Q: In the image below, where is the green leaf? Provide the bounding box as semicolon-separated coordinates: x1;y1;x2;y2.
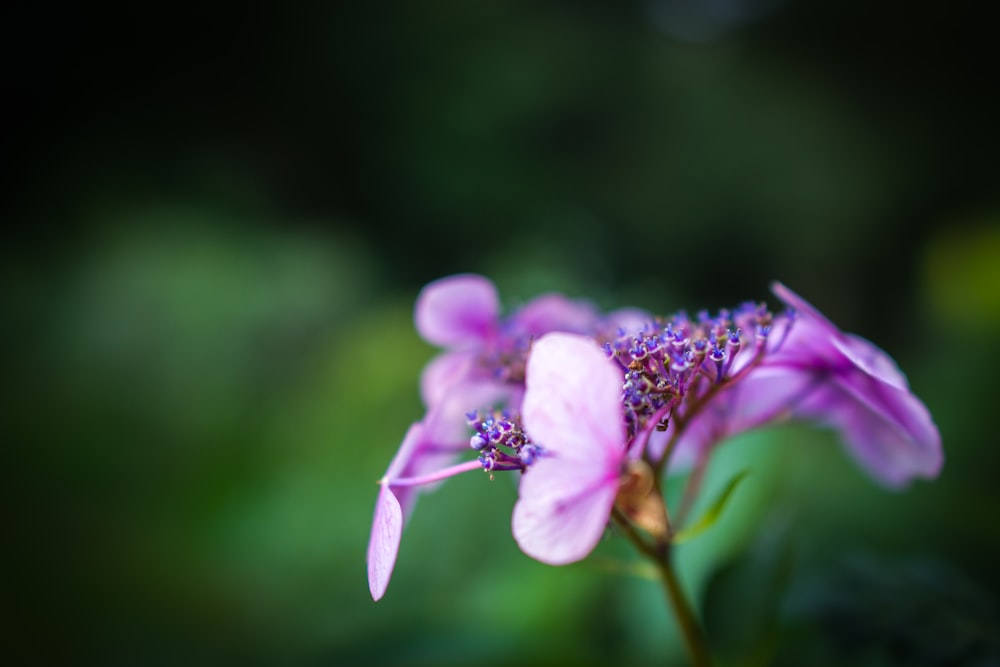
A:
673;470;751;545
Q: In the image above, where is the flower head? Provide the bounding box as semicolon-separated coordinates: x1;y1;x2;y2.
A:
367;274;944;602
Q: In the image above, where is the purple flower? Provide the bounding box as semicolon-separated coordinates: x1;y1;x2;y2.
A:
512;333;628;565
765;282;942;487
368;274;944;601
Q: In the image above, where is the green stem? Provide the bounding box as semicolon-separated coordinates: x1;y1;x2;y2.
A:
612;511;713;667
655;547;713;667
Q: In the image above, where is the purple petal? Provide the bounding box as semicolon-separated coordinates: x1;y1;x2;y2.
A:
832;333;909;390
773;283;910;390
768;309;842;365
513;333;625;564
771;282;839;334
419;351;475;407
385;423;428;480
770;282;941;485
827;373;942;486
423;377;518;445
383;423;439;520
367;483;402;601
512;294;599;336
415;274;499;348
663;365;820;467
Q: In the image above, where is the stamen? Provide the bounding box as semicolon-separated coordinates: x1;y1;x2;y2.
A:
467;408;545;474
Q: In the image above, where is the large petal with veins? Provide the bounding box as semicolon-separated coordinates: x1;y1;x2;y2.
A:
513;333;625;564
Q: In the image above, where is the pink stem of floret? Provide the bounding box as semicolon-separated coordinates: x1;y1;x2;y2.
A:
385;459;483;488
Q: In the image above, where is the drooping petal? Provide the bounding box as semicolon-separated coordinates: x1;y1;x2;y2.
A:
832;333;909;390
773;282;910;390
827;373;942;486
379;423;438;531
513;333;626;564
368;418;485;600
415;274;499;348
385;422;429;480
771;281;839;333
368;421;456;594
367;484;402;601
768;283;942;486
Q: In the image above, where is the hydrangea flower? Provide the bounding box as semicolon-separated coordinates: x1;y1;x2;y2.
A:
367;274;943;602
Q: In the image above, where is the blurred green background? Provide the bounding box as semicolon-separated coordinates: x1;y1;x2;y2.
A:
5;2;999;665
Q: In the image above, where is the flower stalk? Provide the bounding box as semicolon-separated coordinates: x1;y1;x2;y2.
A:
613;507;712;667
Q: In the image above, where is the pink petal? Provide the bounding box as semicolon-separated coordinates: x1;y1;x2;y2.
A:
414;274;499;348
521;333;625;462
385;423;428;480
423;377;518;445
512;457;620;564
512;294;599;335
513;333;626;564
383;423;439;521
367;484;402;601
419;351;475;407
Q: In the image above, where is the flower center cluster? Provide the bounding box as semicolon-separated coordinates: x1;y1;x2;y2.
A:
602;303;776;439
480;331;531;384
467;409;544;475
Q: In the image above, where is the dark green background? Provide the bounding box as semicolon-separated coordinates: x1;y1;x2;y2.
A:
6;2;999;665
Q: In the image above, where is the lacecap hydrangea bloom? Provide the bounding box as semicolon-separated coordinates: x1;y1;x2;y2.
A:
367;275;941;603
